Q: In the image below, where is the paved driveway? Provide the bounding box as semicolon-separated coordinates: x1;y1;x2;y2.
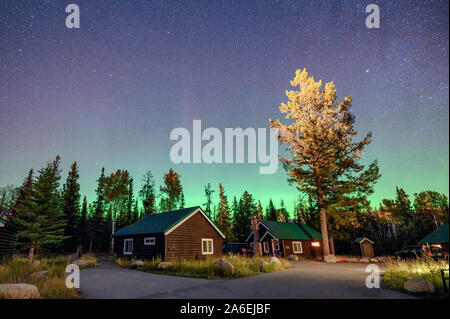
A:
80;261;413;299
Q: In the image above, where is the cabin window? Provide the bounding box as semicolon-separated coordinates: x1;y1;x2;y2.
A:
201;238;213;255
144;237;155;246
123;238;133;255
263;242;269;254
292;241;303;254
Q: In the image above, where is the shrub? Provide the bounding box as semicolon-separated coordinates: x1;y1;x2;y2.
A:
115;255;292;279
0;254;98;299
383;256;449;298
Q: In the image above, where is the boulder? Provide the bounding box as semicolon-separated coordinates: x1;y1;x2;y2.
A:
0;284;40;299
259;261;270;271
370;258;379;263
347;257;359;263
404;278;435;294
269;256;281;265
30;270;48;280
214;259;235;275
324;255;337;263
130;260;144;268
33;260;41;267
287;255;299;261
359;257;370;263
72;259;94;267
157;261;174;270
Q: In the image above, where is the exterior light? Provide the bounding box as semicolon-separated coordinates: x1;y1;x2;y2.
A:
312;242;320;247
432;244;442;248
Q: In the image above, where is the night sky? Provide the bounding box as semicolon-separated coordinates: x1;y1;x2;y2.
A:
0;0;448;212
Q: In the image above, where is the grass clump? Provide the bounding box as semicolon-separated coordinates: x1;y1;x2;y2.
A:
383;256;449;298
0;254;98;299
115;255;292;279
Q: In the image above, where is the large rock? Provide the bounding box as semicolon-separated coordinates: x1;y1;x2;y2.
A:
30;270;48;280
324;255;337;263
269;256;281;265
0;284;40;299
358;257;370;263
347;257;359;263
157;261;174;270
130;260;144;268
404;278;435;294
214;259;235;274
287;254;299;261
72;259;94;268
370;258;379;263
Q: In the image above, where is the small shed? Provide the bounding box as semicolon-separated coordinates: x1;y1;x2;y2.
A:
0;216;16;261
419;224;449;252
352;237;375;258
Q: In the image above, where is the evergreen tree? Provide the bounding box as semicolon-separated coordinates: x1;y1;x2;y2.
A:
62;161;81;251
179;192;185;209
270;68;380;259
276;200;289;221
78;196;88;249
159;169;183;212
216;183;234;242
265;199;277;221
90;167;108;252
234;191;256;241
14;156;67;261
139;170;156;216
203;183;215;218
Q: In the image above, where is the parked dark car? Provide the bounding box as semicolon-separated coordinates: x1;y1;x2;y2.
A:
394;245;448;259
222;242;251;255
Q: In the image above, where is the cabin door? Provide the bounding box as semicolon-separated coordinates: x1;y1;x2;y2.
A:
272;239;280;256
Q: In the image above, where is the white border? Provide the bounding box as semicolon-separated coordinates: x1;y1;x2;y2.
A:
201;238;214;255
292;241;303;254
123;238;133;255
144;237;155;245
164;208;225;238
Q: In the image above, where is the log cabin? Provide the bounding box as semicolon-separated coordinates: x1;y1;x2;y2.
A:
0;215;16;261
112;206;225;260
246;220;322;258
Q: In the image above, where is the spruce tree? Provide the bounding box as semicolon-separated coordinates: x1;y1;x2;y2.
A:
139;170;156;216
62;161;81;251
265;199;277;221
234;191;256;241
90;168;108;252
14;156;67;261
216;183;234;242
203;183;215;218
78;196;88;249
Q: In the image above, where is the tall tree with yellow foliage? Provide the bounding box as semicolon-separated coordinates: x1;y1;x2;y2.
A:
270;68;379;261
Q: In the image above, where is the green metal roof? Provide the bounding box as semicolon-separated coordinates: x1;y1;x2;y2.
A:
261;220;321;240
112;206;200;237
419;224;449;244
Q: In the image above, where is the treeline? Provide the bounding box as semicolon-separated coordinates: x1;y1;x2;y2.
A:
0;155;448;258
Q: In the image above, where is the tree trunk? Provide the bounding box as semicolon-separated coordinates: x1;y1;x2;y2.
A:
329;237;335;255
28;246;35;264
110;202;116;255
317;189;331;258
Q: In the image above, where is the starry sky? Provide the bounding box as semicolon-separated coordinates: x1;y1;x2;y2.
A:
0;0;448;213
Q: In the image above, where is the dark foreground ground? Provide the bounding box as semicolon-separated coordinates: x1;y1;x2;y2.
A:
80;261;414;299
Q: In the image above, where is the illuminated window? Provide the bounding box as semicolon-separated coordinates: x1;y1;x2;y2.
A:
292;241;303;254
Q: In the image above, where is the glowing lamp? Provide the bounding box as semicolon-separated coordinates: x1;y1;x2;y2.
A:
311;242;320;247
432;244;442;248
